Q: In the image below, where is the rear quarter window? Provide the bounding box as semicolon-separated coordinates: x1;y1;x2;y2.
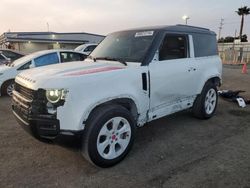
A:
193;34;218;57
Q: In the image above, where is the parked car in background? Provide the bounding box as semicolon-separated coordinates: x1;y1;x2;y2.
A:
0;49;87;96
74;43;98;55
0;49;25;62
0;53;11;65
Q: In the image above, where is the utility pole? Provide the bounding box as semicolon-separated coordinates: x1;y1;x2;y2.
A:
46;22;50;32
218;18;224;40
233;29;237;49
232;29;237;63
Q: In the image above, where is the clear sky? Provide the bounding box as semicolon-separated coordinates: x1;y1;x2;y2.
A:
0;0;249;38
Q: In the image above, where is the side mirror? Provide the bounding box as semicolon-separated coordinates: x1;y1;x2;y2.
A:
6;58;11;62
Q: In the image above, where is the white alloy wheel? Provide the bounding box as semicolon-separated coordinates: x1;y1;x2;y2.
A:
205;88;217;115
97;117;131;160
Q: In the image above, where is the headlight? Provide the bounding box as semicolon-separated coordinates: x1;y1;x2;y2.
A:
46;89;68;104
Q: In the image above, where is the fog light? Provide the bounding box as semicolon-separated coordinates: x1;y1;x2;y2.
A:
46;102;57;115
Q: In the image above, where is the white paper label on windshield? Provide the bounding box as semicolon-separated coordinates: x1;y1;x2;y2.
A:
135;31;154;37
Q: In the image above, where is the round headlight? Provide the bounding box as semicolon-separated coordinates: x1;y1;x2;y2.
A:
46;89;67;103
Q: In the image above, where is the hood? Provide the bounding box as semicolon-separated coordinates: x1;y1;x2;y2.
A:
0;65;12;72
15;61;125;88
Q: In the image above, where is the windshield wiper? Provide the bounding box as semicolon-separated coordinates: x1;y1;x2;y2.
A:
94;57;127;66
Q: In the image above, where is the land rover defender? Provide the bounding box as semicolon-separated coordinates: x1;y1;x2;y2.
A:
12;25;222;167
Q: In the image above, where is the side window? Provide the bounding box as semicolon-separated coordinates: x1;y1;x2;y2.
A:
84;46;90;52
159;35;188;61
84;45;96;52
193;34;218;57
0;54;4;60
60;52;86;63
34;53;59;67
17;61;32;70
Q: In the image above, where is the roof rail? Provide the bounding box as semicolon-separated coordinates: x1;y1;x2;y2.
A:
176;24;210;31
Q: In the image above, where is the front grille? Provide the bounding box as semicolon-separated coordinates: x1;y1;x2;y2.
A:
12;82;35;122
12;82;60;139
14;83;34;101
13;82;55;121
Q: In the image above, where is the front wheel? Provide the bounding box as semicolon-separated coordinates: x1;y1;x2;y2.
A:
192;81;218;119
1;80;14;97
81;105;136;167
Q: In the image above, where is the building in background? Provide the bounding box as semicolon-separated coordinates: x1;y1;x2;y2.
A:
0;32;105;54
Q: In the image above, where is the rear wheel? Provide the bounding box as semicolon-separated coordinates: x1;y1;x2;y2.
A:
192;81;218;119
81;105;136;167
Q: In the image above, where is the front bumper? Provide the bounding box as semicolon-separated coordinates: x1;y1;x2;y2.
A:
12;104;60;139
12;86;60;139
12;84;83;140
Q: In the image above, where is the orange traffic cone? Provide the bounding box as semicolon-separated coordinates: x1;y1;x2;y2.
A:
242;63;247;74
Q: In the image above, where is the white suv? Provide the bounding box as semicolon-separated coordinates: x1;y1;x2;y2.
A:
12;25;222;167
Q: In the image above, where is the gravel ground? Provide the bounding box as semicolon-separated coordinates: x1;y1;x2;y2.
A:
0;65;250;188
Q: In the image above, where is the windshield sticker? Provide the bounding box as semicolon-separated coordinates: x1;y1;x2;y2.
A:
135;31;154;37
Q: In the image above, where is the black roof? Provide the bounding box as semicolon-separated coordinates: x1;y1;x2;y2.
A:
123;24;216;35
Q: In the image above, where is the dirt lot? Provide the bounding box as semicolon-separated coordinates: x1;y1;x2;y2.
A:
0;65;250;188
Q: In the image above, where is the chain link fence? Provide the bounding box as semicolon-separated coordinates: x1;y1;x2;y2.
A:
218;42;250;64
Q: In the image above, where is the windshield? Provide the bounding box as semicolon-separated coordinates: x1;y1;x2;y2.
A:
1;50;23;60
90;30;156;63
7;54;32;67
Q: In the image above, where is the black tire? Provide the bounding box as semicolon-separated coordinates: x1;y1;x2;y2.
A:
81;104;136;168
192;81;218;119
1;80;14;96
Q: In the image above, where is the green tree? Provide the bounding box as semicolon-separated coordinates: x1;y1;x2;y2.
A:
218;36;235;43
236;6;250;40
241;34;248;42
